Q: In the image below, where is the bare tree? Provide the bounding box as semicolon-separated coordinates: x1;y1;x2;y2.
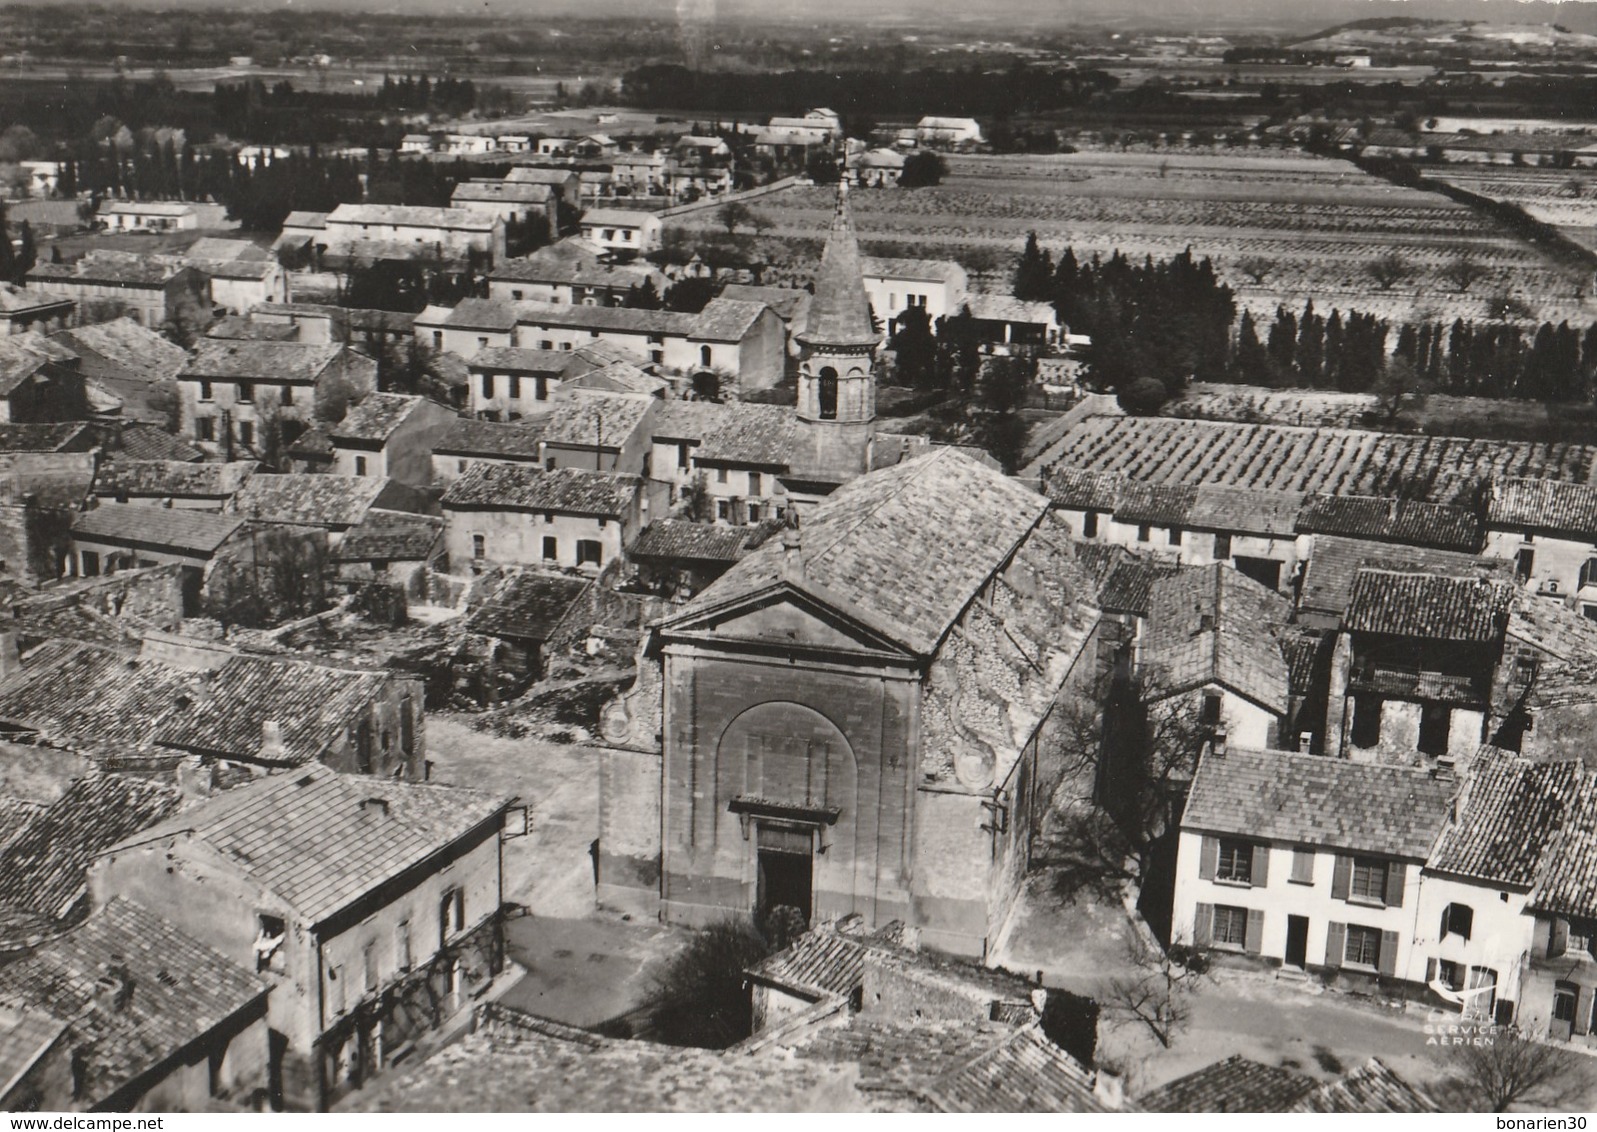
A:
1233;255;1274;285
1372;356;1433;425
1367;251;1412;292
717;199;755;237
1102;933;1211;1049
1446;1027;1588;1113
1444;252;1488;294
1566;177;1584;200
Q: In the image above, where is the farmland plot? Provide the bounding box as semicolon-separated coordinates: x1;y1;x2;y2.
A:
1428;164;1597;260
669;150;1593;327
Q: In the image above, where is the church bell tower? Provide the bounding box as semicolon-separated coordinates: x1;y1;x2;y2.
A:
792;179;879;488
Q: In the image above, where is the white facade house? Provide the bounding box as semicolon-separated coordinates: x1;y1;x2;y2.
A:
440;462;643;573
578;208;663;256
1484;478;1597;614
98;201;199;233
318;204;504;260
860;256;968;329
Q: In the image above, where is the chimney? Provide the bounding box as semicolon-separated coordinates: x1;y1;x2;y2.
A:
258;720;287;763
781;514;803;583
96;966;134;1013
1093;1069;1126;1110
1208;722;1228;758
1433;754;1457;781
360;796;391;817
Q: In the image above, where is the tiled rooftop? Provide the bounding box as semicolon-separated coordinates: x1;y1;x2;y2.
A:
442;463;640;517
0;897;267;1107
630;519;768;563
330;392;429;443
93;459;256;500
333;510;444;562
1488;477;1597;540
119;764;507;925
1296;535;1509;619
651;400;796;466
1296;494;1482;553
672;449;1049;656
468;572;590;642
537;392;654;450
1143;564;1293;712
1182;746;1453;859
53;318;188;386
1427;748;1578;887
231;473;391;528
72;506;245;555
1344;570;1515;642
179;339;343;383
430;417;545;460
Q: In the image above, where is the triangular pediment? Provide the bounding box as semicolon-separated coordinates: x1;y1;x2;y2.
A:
661;583;913;658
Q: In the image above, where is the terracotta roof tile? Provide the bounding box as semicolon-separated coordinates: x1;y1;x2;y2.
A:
73;506;244;555
1344;570;1515;642
1182;746;1452;859
232;474;390;528
1297;494;1482;552
441;463;640;518
1427;748;1578;887
93;459;256;501
120;764;507;925
333;510;443;562
1297;535;1509;619
1488;477;1597;539
1142;1055;1314;1112
331;393;430;443
1292;1059;1439;1113
468;572;590;642
630;519;765;563
430;418;544;460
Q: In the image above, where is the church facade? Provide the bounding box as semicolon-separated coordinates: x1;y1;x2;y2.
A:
597;449;1106;958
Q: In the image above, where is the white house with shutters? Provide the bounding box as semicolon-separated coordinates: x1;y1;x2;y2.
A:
1172;745;1453;987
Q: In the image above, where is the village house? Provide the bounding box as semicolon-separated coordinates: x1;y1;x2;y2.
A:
464;348;571;419
88;764;516;1110
850;147;906;188
440;462;643;573
860;257;968;330
96;200;199;233
449;180;558;231
0;897;271;1113
91;459;256;510
245;303;417;351
486;238;665;307
177;340;379;457
1172;745;1453;988
1326;569;1515;763
230;474;426;543
504;166;583;210
428;418;545;484
27;254;209;331
329;393;457;485
194;256;291;316
965;293;1065;353
66;506;256;612
627;518;774;599
1483;477;1597;610
1139;563;1295;750
536;390;657;473
400;134;433;155
304;205;505;262
0;284;75;336
578;208;662;257
596;449;1103;959
51;318;187;424
604;152;668;197
439;133;497;157
719;284;811;354
914;116;984;148
331;510;446;599
0;335;88;425
466;571;591;683
647;398;796;522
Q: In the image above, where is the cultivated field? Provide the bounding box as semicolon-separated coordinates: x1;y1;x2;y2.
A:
670;150;1595;327
1427;164;1597;258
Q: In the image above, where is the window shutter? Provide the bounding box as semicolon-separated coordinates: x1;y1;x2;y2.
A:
1440;905;1451;940
1384;862;1407;908
1331;855;1352;901
1379;930;1399;977
1325;922;1345;969
1194;903;1214;947
1291;849;1313;884
1199;836;1218;881
1245;908;1265;954
1552;917;1570;958
1251;844;1270;888
1425;957;1437;984
1577;986;1595;1037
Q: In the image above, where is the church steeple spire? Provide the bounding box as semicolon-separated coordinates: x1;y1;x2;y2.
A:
798;179;879;350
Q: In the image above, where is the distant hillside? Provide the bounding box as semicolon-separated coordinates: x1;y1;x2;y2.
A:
1293;17;1597;52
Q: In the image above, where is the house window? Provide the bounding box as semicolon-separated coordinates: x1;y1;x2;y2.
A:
1200;691;1222;727
282;384;293;406
328;965;345;1016
1350;693;1382;748
481;373;494;398
1350;856;1387;902
542;536;558;561
237;381;253;403
472;534;485;560
395;920;412;972
539;340;554;350
1216;838;1253;884
1554;981;1580;1024
1442;902;1474;941
199;380;213;402
1517;546;1535;583
1345;924;1382;968
677;443;690;470
716;468;728;484
509;375;522;400
700;345;712;367
716;500;730;522
354;455;368;476
363;940;378;992
576;539;602;566
1419;703;1451;757
1168;527;1183;547
1082;510;1098;539
1582;558;1597;591
1214;532;1232;560
1212;904;1249;949
1137;524;1151;543
458;460;468;474
477;336;489;350
749;472;762;496
238;420;254;447
433;331;443;350
536;378;549;401
197;418;215;442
